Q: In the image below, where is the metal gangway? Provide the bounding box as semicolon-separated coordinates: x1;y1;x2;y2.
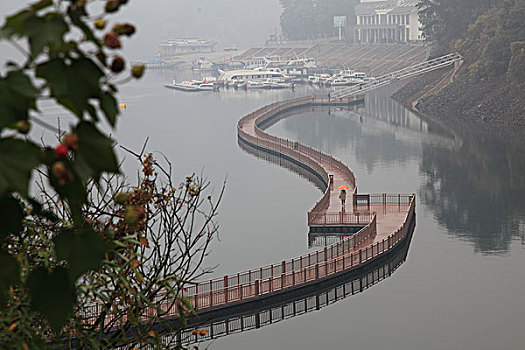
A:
330;53;463;100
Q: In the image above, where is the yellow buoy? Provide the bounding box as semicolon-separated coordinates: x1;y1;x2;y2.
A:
119;103;126;110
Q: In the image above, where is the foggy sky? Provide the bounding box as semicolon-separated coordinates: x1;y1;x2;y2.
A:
0;0;282;60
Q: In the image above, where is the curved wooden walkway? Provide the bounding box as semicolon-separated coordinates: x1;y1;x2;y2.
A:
80;96;416;335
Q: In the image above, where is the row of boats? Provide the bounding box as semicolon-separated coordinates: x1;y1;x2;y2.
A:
165;77;295;92
165;66;374;92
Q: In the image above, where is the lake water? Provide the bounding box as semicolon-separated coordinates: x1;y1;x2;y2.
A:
115;71;525;349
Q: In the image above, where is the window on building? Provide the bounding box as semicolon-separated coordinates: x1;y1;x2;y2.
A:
380;14;387;24
406;14;410;25
406;28;410;41
401;15;405;25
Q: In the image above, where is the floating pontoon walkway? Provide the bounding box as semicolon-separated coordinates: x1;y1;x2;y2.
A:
79;96;416;344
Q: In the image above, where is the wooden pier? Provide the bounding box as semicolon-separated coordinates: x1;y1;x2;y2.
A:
79;95;416;340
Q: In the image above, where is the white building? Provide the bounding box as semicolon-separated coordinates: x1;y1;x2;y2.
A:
354;0;422;43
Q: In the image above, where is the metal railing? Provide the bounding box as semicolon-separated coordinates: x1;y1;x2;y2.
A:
78;96;416;329
238;97;359;222
330;53;463;99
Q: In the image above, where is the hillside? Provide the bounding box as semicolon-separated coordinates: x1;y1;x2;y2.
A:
394;0;524;129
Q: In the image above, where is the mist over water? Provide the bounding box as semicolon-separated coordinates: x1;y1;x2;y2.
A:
114;72;525;349
1;2;524;349
0;1;281;60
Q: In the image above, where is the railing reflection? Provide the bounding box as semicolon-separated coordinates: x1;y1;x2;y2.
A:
160;215;415;347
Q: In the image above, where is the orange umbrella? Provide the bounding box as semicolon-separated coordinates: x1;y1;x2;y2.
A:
338;185;349;190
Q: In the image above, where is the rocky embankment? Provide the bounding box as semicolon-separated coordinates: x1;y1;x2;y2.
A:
393;67;525;130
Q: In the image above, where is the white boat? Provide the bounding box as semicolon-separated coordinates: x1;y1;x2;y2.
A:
286;57;317;69
243;80;266;89
326;68;366;86
223;45;238;51
164;80;217;92
307;73;331;85
262;78;294;89
329;77;354;86
197;82;217;91
218;68;291;85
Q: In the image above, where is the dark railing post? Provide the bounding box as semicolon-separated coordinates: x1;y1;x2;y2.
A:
195;284;199;310
255;280;259;296
281;260;286;288
210;280;213;307
359;249;362;264
224;275;228;303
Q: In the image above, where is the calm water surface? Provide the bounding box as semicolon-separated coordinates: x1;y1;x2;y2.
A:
115;71;525;349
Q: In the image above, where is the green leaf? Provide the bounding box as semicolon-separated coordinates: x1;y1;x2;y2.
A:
27;267;76;330
31;0;53;12
0;249;20;310
100;91;119;127
0;138;41;197
1;10;33;39
67;5;101;49
73;122;120;181
54;228;108;281
26;12;68;58
36;57;103;118
0;195;24;241
3;11;68;58
0;71;39;130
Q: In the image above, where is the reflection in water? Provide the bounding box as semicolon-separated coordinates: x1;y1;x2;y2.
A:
275;94;454;174
361;92;525;252
166;216;415;347
420;125;525;253
238;133;363;249
272;91;525;254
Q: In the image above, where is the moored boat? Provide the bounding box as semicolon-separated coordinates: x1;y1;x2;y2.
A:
262;78;294;89
164;80;218;92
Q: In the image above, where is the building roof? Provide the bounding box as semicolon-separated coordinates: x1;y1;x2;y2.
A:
355;0;418;15
355;0;396;15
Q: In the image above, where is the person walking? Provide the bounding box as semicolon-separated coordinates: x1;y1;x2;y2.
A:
339;189;347;210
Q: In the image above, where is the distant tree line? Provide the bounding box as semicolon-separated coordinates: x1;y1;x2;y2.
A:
279;0;358;40
418;0;525;82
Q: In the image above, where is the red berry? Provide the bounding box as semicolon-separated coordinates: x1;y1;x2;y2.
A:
55;144;69;158
105;0;120;13
51;161;74;185
103;32;121;49
110;56;126;73
62;134;79;151
112;23;136;37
